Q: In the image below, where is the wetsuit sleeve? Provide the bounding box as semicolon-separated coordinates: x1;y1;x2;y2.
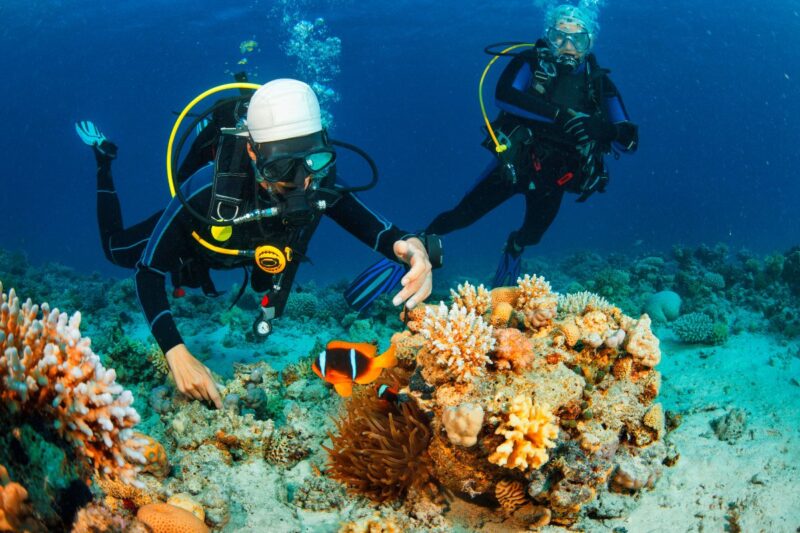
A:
602;75;639;153
495;51;562;123
134;171;214;353
326;190;411;260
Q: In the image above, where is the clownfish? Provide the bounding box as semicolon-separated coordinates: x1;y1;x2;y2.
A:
312;341;397;397
375;383;401;404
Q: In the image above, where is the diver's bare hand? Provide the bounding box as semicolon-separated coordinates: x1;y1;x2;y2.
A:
165;344;223;409
392;237;432;309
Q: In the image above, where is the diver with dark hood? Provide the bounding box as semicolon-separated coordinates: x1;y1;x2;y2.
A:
77;79;441;408
424;4;639;287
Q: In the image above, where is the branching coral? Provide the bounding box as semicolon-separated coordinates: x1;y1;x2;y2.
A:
325;389;432;502
516;275;558;329
450;282;491;316
488;395;558;471
557;291;613;318
0;283;144;485
420;302;495;383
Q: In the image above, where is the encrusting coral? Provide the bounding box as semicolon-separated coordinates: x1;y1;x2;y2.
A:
0;283;145;485
441;403;484;447
488;395;559;471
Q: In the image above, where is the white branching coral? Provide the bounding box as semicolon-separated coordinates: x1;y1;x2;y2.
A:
489;395;558;471
450;282;491;317
0;283;145;486
515;275;558;329
421;302;495;382
557;291;613;318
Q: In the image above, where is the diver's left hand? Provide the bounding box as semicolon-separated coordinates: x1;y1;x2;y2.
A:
392;237;432;309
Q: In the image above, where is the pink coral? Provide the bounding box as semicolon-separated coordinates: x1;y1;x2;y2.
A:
492;328;534;372
0;283;144;485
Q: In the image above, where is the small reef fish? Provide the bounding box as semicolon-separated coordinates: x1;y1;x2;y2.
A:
375;383;404;404
312;341;397;397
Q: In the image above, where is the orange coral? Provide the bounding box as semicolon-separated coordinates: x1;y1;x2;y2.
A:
136;503;209;533
495;479;528;515
489;396;559;471
0;284;144;485
493;328;535;372
325;387;432;502
0;465;29;532
134;432;169;478
490;286;520;307
489;302;514;327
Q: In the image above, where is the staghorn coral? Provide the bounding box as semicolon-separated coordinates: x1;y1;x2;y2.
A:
325;388;432;502
419;302;495;383
488;395;559;471
493;328;535;372
450;282;491;316
515;274;558;330
441;403;484;447
0;283;144;485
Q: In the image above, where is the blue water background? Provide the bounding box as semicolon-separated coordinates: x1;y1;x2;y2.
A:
0;0;798;285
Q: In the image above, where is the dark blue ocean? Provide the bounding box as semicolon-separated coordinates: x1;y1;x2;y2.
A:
1;0;798;284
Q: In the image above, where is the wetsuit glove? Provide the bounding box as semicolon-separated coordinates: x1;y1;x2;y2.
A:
75;121;117;162
562;112;618;145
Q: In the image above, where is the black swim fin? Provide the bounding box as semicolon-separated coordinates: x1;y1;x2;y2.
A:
344;258;406;312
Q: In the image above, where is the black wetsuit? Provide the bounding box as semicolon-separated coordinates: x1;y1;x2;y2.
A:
427;41;638;249
94;113;410;354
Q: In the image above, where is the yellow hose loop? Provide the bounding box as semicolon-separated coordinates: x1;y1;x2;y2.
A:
166;82;261;197
479;44;537;153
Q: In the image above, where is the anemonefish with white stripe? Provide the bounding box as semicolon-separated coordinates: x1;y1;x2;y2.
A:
312;340;397;397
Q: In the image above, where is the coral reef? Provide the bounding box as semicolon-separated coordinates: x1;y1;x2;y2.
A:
0;283;144;485
325;273;669;527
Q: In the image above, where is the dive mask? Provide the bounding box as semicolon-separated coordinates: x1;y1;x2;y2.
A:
546;27;592;54
256;148;336;183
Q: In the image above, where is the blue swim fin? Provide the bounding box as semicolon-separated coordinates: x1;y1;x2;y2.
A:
344;258;406;312
491;234;523;288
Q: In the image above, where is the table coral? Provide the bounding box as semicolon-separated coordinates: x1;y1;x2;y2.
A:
0;283;144;485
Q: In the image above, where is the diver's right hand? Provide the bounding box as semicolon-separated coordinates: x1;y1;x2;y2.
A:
75;121;118;161
165;344;223;409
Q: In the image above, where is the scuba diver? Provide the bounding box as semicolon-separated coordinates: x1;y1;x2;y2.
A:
76;78;442;408
425;4;639;287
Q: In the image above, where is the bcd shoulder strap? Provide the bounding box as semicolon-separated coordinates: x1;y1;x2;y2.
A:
209;133;253;222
